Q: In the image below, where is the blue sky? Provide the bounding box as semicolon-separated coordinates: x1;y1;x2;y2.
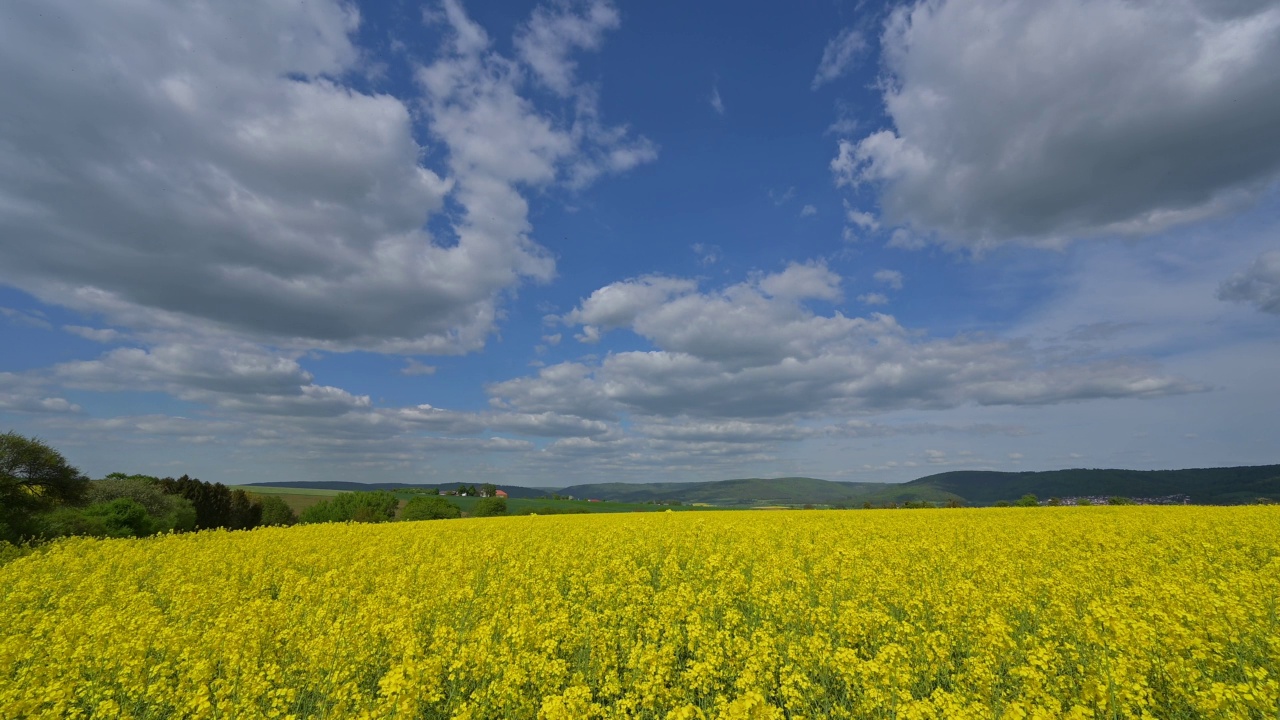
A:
1;0;1278;487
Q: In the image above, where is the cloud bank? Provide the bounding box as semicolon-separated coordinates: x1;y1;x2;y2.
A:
836;0;1280;249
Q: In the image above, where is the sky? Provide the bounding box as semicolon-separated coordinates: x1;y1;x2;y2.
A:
1;0;1278;488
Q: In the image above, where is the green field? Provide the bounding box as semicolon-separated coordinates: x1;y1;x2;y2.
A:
394;493;711;516
237;486;714;517
232;486;343;514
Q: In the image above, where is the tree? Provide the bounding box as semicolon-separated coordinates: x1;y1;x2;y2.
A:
1108;496;1135;505
400;496;462;521
480;483;498;497
1047;497;1063;506
945;498;963;508
0;432;89;543
257;495;297;526
1015;494;1039;507
228;489;262;530
86;476;197;532
1077;497;1093;506
472;496;507;517
456;484;469;496
85;498;154;538
158;475;235;529
300;491;399;524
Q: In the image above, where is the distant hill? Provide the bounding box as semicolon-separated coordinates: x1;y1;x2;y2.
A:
251;464;1280;506
562;464;1280;506
559;477;892;506
902;465;1280;506
244;481;550;499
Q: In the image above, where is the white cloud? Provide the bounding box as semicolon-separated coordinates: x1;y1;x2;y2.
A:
514;0;620;97
0;307;51;330
858;293;889;306
0;373;80;414
493;266;1203;422
401;359;438;376
55;344;370;417
710;84;725;115
0;0;651;355
840;0;1280;249
887;228;926;250
812;27;867;90
800;204;818;218
692;243;721;266
63;326;123;343
1218;250;1280;314
563;276;699;330
756;261;842;302
873;269;904;290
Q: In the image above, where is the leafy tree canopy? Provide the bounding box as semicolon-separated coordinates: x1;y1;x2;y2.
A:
0;432;89;542
472;497;507;518
400;495;462;521
300;491;399;524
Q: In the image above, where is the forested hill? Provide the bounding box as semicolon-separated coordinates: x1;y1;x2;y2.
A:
557;477;888;506
902;465;1280;506
561;465;1280;506
252;464;1280;506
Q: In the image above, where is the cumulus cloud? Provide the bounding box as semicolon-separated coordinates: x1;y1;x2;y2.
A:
0;0;651;354
812;27;867;90
858;293;889;306
837;0;1280;249
1218;250;1280;314
800;204;818;218
493;267;1203;421
55;344;371;417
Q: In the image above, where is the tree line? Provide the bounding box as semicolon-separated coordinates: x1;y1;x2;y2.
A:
1;432;297;545
2;432;510;551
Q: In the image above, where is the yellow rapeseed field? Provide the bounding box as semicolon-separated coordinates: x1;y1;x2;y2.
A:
2;507;1278;719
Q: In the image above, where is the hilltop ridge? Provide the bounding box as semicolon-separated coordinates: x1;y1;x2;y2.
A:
251;463;1280;506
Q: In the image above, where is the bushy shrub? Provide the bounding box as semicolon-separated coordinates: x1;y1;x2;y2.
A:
87;478;197;532
471;497;507;517
400;496;461;521
42;498;155;538
300;491;399;524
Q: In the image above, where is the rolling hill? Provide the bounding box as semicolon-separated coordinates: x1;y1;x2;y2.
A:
249;464;1280;506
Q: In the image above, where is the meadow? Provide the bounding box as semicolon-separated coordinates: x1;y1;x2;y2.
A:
1;507;1277;719
232;486;709;517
